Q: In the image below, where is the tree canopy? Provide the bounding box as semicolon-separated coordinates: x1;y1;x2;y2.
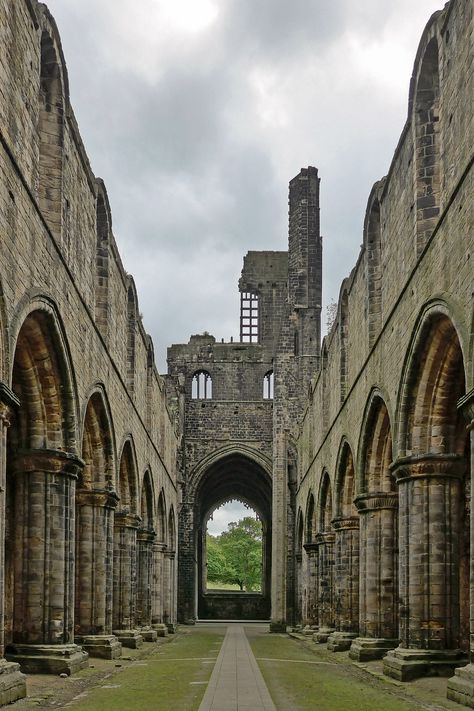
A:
206;516;262;591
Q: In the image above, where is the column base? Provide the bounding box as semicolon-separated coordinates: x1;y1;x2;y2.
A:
75;635;122;660
383;646;467;681
152;623;169;637
5;643;89;675
0;659;26;705
166;623;177;634
301;625;317;636
269;622;287;633
447;663;474;708
140;627;158;642
314;627;335;644
349;637;398;662
113;630;144;649
327;631;357;652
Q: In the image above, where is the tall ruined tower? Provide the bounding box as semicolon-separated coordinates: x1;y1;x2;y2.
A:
271;166;322;629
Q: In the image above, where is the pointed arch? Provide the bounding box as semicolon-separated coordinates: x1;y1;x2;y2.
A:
126;277;138;395
80;387;116;490
140;469;155;531
168;506;176;552
117;437;139;514
317;471;333;533
156;490;167;543
364;180;384;347
334;440;356;519
95;180;112;337
305;491;316;543
339;286;349;403
357;391;394;494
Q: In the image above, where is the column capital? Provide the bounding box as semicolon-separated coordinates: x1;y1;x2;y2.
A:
114;511;141;529
153;541;167;553
458;388;474;430
354;491;398;512
138;527;156;543
10;448;84;478
76;487;119;508
303;541;318;554
314;531;335;545
331;515;359;531
390;453;466;483
164;550;175;560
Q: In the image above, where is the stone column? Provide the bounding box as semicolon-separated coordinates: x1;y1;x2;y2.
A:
383;454;467;681
112;512;143;648
0;387;26;703
163;550;177;633
151;542;168;637
177;502;196;624
295;552;303;625
448;389;474;706
303;542;319;629
74;487;121;659
136;528;158;641
314;531;335;643
270;432;288;632
6;448;88;674
328;516;359;651
350;492;399;661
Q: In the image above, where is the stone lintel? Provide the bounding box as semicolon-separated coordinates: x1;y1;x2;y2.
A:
354;492;398;512
112;629;144;649
383;646;467;681
349;637;399;661
74;635;122;660
331;516;359;531
390;453;466;483
114;512;142;529
0;659;26;706
5;643;88;675
314;531;335;545
75;487;119;509
11;448;84;478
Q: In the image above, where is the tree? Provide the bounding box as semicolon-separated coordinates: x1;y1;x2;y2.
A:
207;516;262;592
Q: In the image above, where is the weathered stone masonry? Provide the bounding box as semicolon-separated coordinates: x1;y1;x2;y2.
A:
0;1;179;704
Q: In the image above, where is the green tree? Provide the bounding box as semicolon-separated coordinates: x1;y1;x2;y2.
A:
208;516;262;591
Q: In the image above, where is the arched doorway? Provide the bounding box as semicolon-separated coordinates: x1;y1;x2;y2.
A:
182;451;272;621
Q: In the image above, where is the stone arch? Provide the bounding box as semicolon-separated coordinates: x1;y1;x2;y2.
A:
314;471;335;642
364;180;385;347
305;491;316;543
412;31;441;255
94;180;112;338
317;470;333;533
351;391;398;661
157;490;167;543
140;469;155;531
339;286;349;403
386;302;470;670
75;387;119;653
334;439;356;520
295;508;305;624
126;278;138;395
136;470;156;630
5;302;84;671
37;25;66;240
112;436;141;642
321;337;329;430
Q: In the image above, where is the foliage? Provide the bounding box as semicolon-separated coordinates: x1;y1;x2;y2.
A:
207;516;262;591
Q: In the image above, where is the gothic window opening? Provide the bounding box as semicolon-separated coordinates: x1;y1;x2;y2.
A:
192;370;212;399
263;371;274;399
240;291;259;342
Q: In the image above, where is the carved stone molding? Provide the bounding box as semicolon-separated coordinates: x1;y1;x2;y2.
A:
331;516;359;531
314;531;335;546
114;511;141;529
76;487;119;509
10;448;84;479
390;453;466;483
354;492;398;512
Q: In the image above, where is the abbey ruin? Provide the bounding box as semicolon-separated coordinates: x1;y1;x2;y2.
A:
0;0;472;707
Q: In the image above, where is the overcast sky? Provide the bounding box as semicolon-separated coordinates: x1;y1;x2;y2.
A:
46;0;444;374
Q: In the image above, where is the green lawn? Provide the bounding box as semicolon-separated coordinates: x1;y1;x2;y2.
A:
69;628;224;711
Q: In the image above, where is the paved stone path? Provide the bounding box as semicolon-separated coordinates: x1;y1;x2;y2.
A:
198;624;276;711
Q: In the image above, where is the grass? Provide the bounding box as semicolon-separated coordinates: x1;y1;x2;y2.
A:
69;628;225;711
247;630;421;711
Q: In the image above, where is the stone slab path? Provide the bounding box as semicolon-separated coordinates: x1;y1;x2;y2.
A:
198;624;276;711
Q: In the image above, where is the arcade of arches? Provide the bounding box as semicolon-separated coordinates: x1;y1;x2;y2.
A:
0;0;473;709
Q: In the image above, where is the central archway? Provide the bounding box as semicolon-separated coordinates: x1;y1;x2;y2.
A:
193;452;272;621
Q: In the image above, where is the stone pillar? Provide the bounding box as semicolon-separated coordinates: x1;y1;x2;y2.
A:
112;512;143;648
448;389;474;706
74;487;121;659
350;492;399;661
383;454;467;681
177;502;196;624
0;388;26;703
270;432;288;632
303;542;318;629
136;528;158;641
314;531;335;643
151;542;168;637
6;448;88;674
327;516;359;651
163;550;177;633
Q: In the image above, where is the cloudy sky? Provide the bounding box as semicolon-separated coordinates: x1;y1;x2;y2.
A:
46;0;444;375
